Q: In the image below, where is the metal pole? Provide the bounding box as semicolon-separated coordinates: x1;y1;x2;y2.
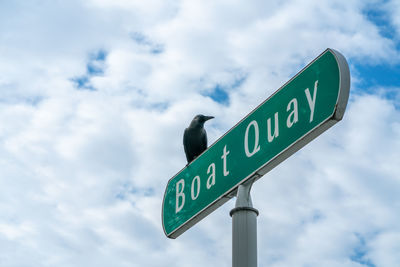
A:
230;181;258;267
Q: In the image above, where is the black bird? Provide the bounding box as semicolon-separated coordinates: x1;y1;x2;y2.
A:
183;114;214;163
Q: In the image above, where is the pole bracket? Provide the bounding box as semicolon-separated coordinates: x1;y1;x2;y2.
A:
230;206;259;217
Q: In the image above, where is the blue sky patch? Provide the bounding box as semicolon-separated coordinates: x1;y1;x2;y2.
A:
203;74;247;105
0;94;44;106
91;49;107;61
354;63;400;89
87;49;107;75
71;76;90;89
131;32;148;45
207;85;229;105
115;183;155;201
130;32;164;54
363;4;396;40
350;233;375;267
72;49;108;90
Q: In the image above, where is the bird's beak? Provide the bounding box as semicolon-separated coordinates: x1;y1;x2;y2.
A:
204;116;214;121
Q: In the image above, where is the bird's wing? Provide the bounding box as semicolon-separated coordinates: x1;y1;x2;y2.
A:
201;128;208;152
183;128;191;162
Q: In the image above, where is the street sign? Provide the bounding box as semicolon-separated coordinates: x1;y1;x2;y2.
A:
162;48;350;239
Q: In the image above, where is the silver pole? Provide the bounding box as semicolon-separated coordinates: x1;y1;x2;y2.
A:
230;181;258;267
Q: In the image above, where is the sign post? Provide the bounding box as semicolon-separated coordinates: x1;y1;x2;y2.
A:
162;48;350;240
230;181;258;267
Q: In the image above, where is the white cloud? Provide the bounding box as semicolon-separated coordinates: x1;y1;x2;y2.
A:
385;0;400;40
0;0;399;266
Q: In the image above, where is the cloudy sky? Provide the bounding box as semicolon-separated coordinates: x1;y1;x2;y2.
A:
1;0;400;266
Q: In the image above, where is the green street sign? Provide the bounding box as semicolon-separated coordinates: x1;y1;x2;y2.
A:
162;48;350;239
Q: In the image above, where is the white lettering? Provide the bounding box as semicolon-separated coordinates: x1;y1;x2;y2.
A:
191;176;200;200
206;163;216;189
221;145;230;176
244;120;260;157
286;98;298;128
175;179;185;213
267;112;279;142
305;80;318;123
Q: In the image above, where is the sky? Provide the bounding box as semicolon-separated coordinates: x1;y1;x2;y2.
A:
0;0;399;266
